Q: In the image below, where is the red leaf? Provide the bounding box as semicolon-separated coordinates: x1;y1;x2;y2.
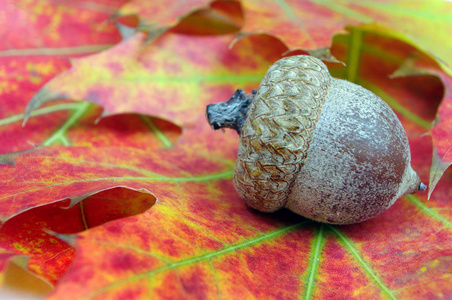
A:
391;54;452;198
0;188;155;284
238;0;452;74
1;0;451;298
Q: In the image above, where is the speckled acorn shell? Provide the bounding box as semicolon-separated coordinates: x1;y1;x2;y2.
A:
233;55;421;224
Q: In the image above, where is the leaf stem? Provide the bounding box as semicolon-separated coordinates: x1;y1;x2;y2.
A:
346;27;362;83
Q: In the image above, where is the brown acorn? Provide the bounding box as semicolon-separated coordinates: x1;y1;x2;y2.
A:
206;55;425;225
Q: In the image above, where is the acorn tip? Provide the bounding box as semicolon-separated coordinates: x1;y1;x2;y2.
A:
418;182;427;191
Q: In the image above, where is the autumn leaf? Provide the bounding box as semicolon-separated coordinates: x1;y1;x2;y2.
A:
1;138;450;298
0;0;123;51
238;0;452;76
0;0;127;155
430;74;452;195
1;0;452;299
0;187;156;285
390;53;452;199
47;27;452;299
1;142;450;298
22;31;290;159
113;0;242;40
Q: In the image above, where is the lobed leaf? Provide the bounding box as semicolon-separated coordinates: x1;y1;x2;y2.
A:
0;0;125;155
23;31;287;144
1;0;451;298
238;0;452;76
113;0;228;40
429;74;452;195
0;187;155;285
391;54;452;199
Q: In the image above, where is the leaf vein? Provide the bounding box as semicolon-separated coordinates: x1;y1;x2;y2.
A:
328;226;397;300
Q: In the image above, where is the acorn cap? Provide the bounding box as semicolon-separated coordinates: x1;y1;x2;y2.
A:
233;55;332;212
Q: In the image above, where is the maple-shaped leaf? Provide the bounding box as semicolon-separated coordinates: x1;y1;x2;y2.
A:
238;0;452;75
0;0;143;290
2;140;450;299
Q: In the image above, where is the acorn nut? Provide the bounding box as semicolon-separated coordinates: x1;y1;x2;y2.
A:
206;55;426;225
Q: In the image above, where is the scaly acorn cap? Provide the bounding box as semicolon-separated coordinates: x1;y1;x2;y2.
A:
233;55;332;212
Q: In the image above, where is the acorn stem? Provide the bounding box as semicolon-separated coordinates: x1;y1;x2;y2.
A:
206;89;255;134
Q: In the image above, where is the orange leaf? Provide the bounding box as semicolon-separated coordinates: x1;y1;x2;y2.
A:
1;0;452;298
24;31;286;131
0;188;155;285
3;28;452;298
0;0;125;154
391;53;452;199
113;0;241;39
114;0;243;38
238;0;452;75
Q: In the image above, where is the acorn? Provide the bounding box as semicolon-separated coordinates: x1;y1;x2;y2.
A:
206;55;426;225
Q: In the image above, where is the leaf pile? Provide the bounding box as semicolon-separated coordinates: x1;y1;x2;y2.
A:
1;0;451;299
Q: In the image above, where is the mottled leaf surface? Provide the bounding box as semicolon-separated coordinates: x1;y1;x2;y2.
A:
430;73;452;194
0;0;126;155
43;26;452;300
24;32;283;131
239;0;452;75
0;188;155;285
113;0;213;37
1;0;451;299
391;54;452;199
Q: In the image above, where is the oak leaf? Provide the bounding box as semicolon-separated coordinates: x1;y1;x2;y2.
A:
1;0;451;299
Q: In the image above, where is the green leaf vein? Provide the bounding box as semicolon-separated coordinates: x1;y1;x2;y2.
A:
328;226;397;300
303;224;326;300
87;222;310;298
405;194;452;228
